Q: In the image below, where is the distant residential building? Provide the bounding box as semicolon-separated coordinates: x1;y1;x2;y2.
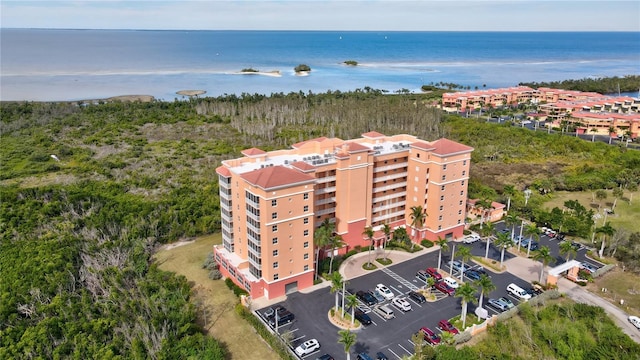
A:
214;132;473;299
466;199;506;224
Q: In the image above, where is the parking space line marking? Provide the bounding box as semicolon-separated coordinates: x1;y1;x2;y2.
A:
381;267;419;291
292;335;306;343
390;285;403;295
398;343;413;355
301;349;320;358
387;348;402;360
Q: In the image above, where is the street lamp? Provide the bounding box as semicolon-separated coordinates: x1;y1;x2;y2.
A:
524;189;532;207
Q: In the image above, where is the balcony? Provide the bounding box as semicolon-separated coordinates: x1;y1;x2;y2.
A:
316;196;336;206
220;200;232;212
373;172;407;183
316;186;336;195
246;196;259;208
373;181;407;192
372;209;405;223
219;190;232;201
316;175;337;184
221;221;234;234
248;256;262;271
316;208;336;216
373;192;407;203
374;163;408;172
246;221;261;235
246;211;260;222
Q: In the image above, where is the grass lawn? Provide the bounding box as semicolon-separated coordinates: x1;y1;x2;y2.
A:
154;234;280;360
543;189;640;232
586;267;640;317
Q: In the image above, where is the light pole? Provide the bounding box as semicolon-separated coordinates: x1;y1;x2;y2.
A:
517;220;525;252
524;189;532;207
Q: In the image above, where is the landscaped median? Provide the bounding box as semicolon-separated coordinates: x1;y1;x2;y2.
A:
327;308;362;330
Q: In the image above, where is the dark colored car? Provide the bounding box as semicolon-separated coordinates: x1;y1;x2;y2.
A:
419;327;441;345
356;290;378;306
376;351;389;360
268;310;294;327
263;305;286;320
408;291;426;303
425;267;443;281
316;354;334;360
464;269;481;281
437;319;459;334
356;353;374;360
434;281;455;296
354;308;372;325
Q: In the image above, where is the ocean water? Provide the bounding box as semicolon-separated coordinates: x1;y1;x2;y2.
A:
1;29;639;101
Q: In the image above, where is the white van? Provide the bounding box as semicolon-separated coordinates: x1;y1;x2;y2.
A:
443;277;460;289
373;304;395;320
507;283;531;301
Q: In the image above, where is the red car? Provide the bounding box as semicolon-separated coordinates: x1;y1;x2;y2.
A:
419;327;441;345
425;267;442;281
437;319;459;335
434;281;455;296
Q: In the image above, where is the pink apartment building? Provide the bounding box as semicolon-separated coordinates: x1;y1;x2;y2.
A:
214;132;473;300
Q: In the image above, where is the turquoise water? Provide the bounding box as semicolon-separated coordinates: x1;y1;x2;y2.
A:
1;29;639;101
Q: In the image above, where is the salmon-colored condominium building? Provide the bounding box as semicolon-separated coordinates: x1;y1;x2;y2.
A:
214;132;473;300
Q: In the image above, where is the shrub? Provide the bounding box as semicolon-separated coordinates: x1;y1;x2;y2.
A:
343;60;358;66
421;239;434;248
294;64;311;72
202;252;218;270
225;278;248;297
209;269;222;280
235;304;295;360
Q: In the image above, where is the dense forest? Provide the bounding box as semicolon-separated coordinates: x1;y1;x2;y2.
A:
1;89;639;357
519;75;640;95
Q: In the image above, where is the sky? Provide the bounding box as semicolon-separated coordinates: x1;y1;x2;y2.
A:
1;0;639;31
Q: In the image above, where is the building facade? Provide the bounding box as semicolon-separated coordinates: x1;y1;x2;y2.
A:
214;132;473;300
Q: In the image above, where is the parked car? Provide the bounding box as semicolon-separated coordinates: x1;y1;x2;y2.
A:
316;355;334;360
263;305;286;319
376;351;389;360
499;228;510;234
416;270;429;282
354;308;372;325
375;284;395;300
369;290;386;303
498;297;515;309
408;291;426;303
437;319;459;334
449;260;464;273
356;353;374;360
419;327;441;345
295;339;320;356
507;283;532;301
392;297;412;312
373;304;395;320
356;290;378;306
268;310;295;327
462;234;480;244
487;298;509;311
434;281;455;296
515;235;525;244
629;315;640;330
580;262;598;274
527;284;544;296
443;277;460;289
425;267;443;281
464;269;481;281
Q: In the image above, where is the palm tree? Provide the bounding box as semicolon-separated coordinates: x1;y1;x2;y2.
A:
476;199;493;229
330;271;344;313
362;226;375;267
524;223;541;257
494;231;514;268
455;283;477;329
327;234;345;274
314;219;333;279
559;240;577;262
338;330;357;360
608;126;616;144
435;237;448;270
381;223;391;261
410;205;426;241
532;246;555;283
590;127;598;142
596;222;616;258
503;185;516;211
456;246;472;281
346;294;359;327
474;274;496;309
481;221;495;259
426;277;436;295
505;213;519;241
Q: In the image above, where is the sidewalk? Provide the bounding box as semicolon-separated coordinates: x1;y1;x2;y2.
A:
504;255;640;344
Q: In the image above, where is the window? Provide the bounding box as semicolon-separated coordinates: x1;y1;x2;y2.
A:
304;229;309;237
439;205;444;211
438;225;442;230
458;219;462;224
440;195;444;201
304;218;309;224
463;160;467;165
462;171;466;176
304;253;309;260
274;274;279;280
441;185;445;191
415;176;419;182
458;210;462;215
272;237;278;244
272;199;277;206
417;153;420;158
461;181;465;186
459;200;463;206
273;250;278;257
304;241;309;248
442;175;446;181
304;265;309;271
460;191;464;196
271;212;277;219
272;225;278;232
273;262;279;269
303;193;309;200
303;205;309;212
439;215;443;221
416;166;420;171
443;164;447;170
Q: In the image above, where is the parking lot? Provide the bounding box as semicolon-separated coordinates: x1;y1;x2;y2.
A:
255;221;606;359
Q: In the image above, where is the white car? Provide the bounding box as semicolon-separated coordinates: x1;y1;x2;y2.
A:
629;316;640;330
295;339;320;356
462;234;480;244
443;277;460;289
375;284;394;300
391;297;412;312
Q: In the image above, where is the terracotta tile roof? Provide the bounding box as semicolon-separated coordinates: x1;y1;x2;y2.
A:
429;138;473;156
411;142;436;151
344;142;370;153
216;166;231;177
362;131;385;138
292;137;328;149
290;161;317;172
241;147;266;157
240;165;315;190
